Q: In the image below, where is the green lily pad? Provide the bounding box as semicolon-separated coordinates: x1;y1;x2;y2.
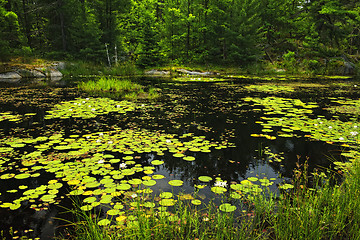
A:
219;203;236;212
85;181;100;188
83;197;97;203
168;180;183;187
152;174;165;180
160;192;173;198
107;209;120;215
15;173;31;179
230;192;242;199
97;219;111;226
247;177;258;182
198;176;212;182
183;156;195;161
279;183;294;190
1;173;15;179
117;183;131;190
173;153;184;158
80;205;93;211
69;189;84;195
143;202;155;208
151;160;164;165
191;199;202;205
142;180;156;186
159;199;176;206
10;203;21;210
211;187;227;194
128;179;142;185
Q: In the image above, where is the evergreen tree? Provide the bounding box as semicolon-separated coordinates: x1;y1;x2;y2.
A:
0;0;22;60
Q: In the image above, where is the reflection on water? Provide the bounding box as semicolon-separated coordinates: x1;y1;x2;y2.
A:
0;76;358;239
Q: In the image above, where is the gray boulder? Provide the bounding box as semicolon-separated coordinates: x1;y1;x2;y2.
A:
0;72;22;79
53;62;66;70
46;68;63;78
16;69;46;78
177;69;218;76
145;69;170;75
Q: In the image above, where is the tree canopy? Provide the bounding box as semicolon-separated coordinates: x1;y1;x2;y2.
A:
1;0;359;68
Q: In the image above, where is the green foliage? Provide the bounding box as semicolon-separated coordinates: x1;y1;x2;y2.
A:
59;61;140;77
1;0;360;72
283;51;297;73
78;77;159;100
0;0;22;60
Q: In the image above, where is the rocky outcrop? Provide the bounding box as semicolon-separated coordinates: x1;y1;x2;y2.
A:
0;62;64;80
16;69;46;78
145;68;220;76
145;69;170;76
176;69;219;76
0;72;22;80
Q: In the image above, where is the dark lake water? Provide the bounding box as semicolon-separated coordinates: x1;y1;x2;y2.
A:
0;76;358;239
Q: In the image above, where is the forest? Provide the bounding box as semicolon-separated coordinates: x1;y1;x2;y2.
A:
1;0;360;71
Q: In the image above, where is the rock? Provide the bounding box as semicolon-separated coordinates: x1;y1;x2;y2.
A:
16;69;46;78
53;62;66;70
145;69;170;75
36;68;63;79
341;61;356;75
47;68;63;78
0;72;22;79
176;69;218;76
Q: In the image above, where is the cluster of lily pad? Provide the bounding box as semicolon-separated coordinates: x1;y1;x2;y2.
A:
326;97;360;115
44;97;137;120
0;112;36;123
244;84;295;93
172;77;228;82
0;122;235;214
244;96;360;157
0;112;22;122
263;146;285;163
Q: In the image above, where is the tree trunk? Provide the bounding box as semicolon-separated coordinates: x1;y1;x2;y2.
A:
22;0;32;47
58;0;66;51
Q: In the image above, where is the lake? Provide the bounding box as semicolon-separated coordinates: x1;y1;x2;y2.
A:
0;76;358;239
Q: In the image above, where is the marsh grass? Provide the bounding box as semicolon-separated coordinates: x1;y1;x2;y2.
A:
60;61;141;77
78;77;159;100
65;159;360;240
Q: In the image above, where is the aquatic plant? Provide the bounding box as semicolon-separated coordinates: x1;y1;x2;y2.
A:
45;97;136;119
244;84;295;93
78;77;159;100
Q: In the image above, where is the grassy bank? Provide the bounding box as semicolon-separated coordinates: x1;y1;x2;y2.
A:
63;158;360;240
2;56;358;78
78;77;159;100
60;61;142;77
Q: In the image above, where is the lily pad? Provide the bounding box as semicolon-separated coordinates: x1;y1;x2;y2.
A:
168;180;183;187
142;180;156;186
211;187;227;194
160;192;173;198
159;199;176;206
198;176;212;182
151;160;164;165
97;219;111;226
191;199;202;205
219;203;236;212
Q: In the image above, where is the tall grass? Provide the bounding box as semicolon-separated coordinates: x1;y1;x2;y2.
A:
60;61;141;77
64;159;360;240
78;77;159;100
